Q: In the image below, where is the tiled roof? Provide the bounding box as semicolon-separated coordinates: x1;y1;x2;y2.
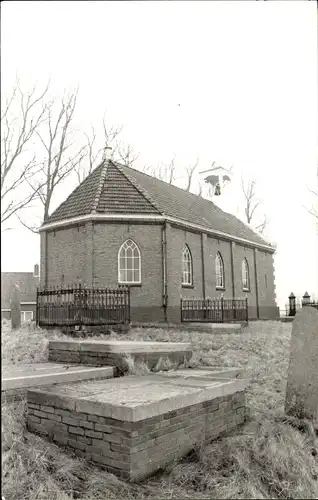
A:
47;164;105;223
45;160;271;248
1;272;40;309
97;162;160;214
116;163;270;247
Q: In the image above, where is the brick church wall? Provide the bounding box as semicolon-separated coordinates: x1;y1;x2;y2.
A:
41;220;278;323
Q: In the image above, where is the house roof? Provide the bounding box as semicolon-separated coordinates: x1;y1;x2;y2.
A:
44;160;272;249
1;272;40;309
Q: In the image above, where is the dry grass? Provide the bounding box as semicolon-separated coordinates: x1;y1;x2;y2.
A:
113;321;292;417
2;320;318;499
1;320;63;368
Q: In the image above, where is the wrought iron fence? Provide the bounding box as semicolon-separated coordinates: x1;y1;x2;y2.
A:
36;284;130;327
180;297;248;323
284;292;318;317
303;301;318;310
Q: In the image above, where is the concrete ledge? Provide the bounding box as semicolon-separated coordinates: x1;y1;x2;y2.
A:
131;322;244;333
2;364;114;391
49;340;192;353
160;367;245;379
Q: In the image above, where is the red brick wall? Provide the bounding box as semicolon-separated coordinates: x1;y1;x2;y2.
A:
255;249;278;319
232;243;258;319
41;225;90;287
206;236;232;297
92;222;164;322
165;225;278;321
41;220;278;323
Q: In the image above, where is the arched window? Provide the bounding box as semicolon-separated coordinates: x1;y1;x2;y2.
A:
242;258;250;290
215;252;225;289
182;244;192;285
118;239;141;284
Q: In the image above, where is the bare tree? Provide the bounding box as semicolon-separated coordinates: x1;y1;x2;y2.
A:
197;181;203;197
241;176;268;234
117;143;139;167
144;155;176;184
185;157;199;192
1;80;49;226
166;156;176;184
304;165;318;219
18;89;86;230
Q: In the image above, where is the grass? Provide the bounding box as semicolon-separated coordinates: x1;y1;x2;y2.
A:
2;320;318;499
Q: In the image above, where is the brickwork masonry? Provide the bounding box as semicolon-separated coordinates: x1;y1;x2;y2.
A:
26;391;247;481
48;349;192;374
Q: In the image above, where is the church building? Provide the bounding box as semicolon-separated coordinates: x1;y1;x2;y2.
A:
39;160;279;323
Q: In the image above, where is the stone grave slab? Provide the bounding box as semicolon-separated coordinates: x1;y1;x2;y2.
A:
2;363;114;402
26;371;248;481
285;306;318;422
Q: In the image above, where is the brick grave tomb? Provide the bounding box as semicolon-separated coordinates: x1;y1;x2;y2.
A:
27;369;248;481
48;340;192;372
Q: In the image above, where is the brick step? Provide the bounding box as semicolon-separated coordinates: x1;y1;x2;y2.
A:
48;340;193;373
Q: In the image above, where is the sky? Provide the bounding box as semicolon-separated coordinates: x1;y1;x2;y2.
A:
1;1;318;310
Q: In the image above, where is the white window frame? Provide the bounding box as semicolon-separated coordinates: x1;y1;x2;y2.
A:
118;239;141;284
215;252;225;289
242;258;250;291
21;310;33;322
182;244;193;286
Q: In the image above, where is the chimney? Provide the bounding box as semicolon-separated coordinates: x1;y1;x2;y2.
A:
34;264;39;277
102;146;112;162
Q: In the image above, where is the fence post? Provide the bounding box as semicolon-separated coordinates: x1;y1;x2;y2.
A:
180;298;183;323
221;296;224;323
203;298;207;321
36;287;39;326
78;282;82;330
127;286;131;323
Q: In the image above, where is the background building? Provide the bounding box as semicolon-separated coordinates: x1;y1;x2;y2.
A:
1;264;40;321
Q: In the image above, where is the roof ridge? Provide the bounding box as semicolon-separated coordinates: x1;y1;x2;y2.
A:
112;161;163;215
115;161;221;208
45;162;105;225
90;160;108;214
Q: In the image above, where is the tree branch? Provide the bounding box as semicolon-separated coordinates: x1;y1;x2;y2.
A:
1;79;50;224
185;158;199;192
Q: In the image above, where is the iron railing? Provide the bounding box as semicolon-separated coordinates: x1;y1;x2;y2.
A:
36;284;130;327
284;300;318;317
303;301;318;310
181;297;248;323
